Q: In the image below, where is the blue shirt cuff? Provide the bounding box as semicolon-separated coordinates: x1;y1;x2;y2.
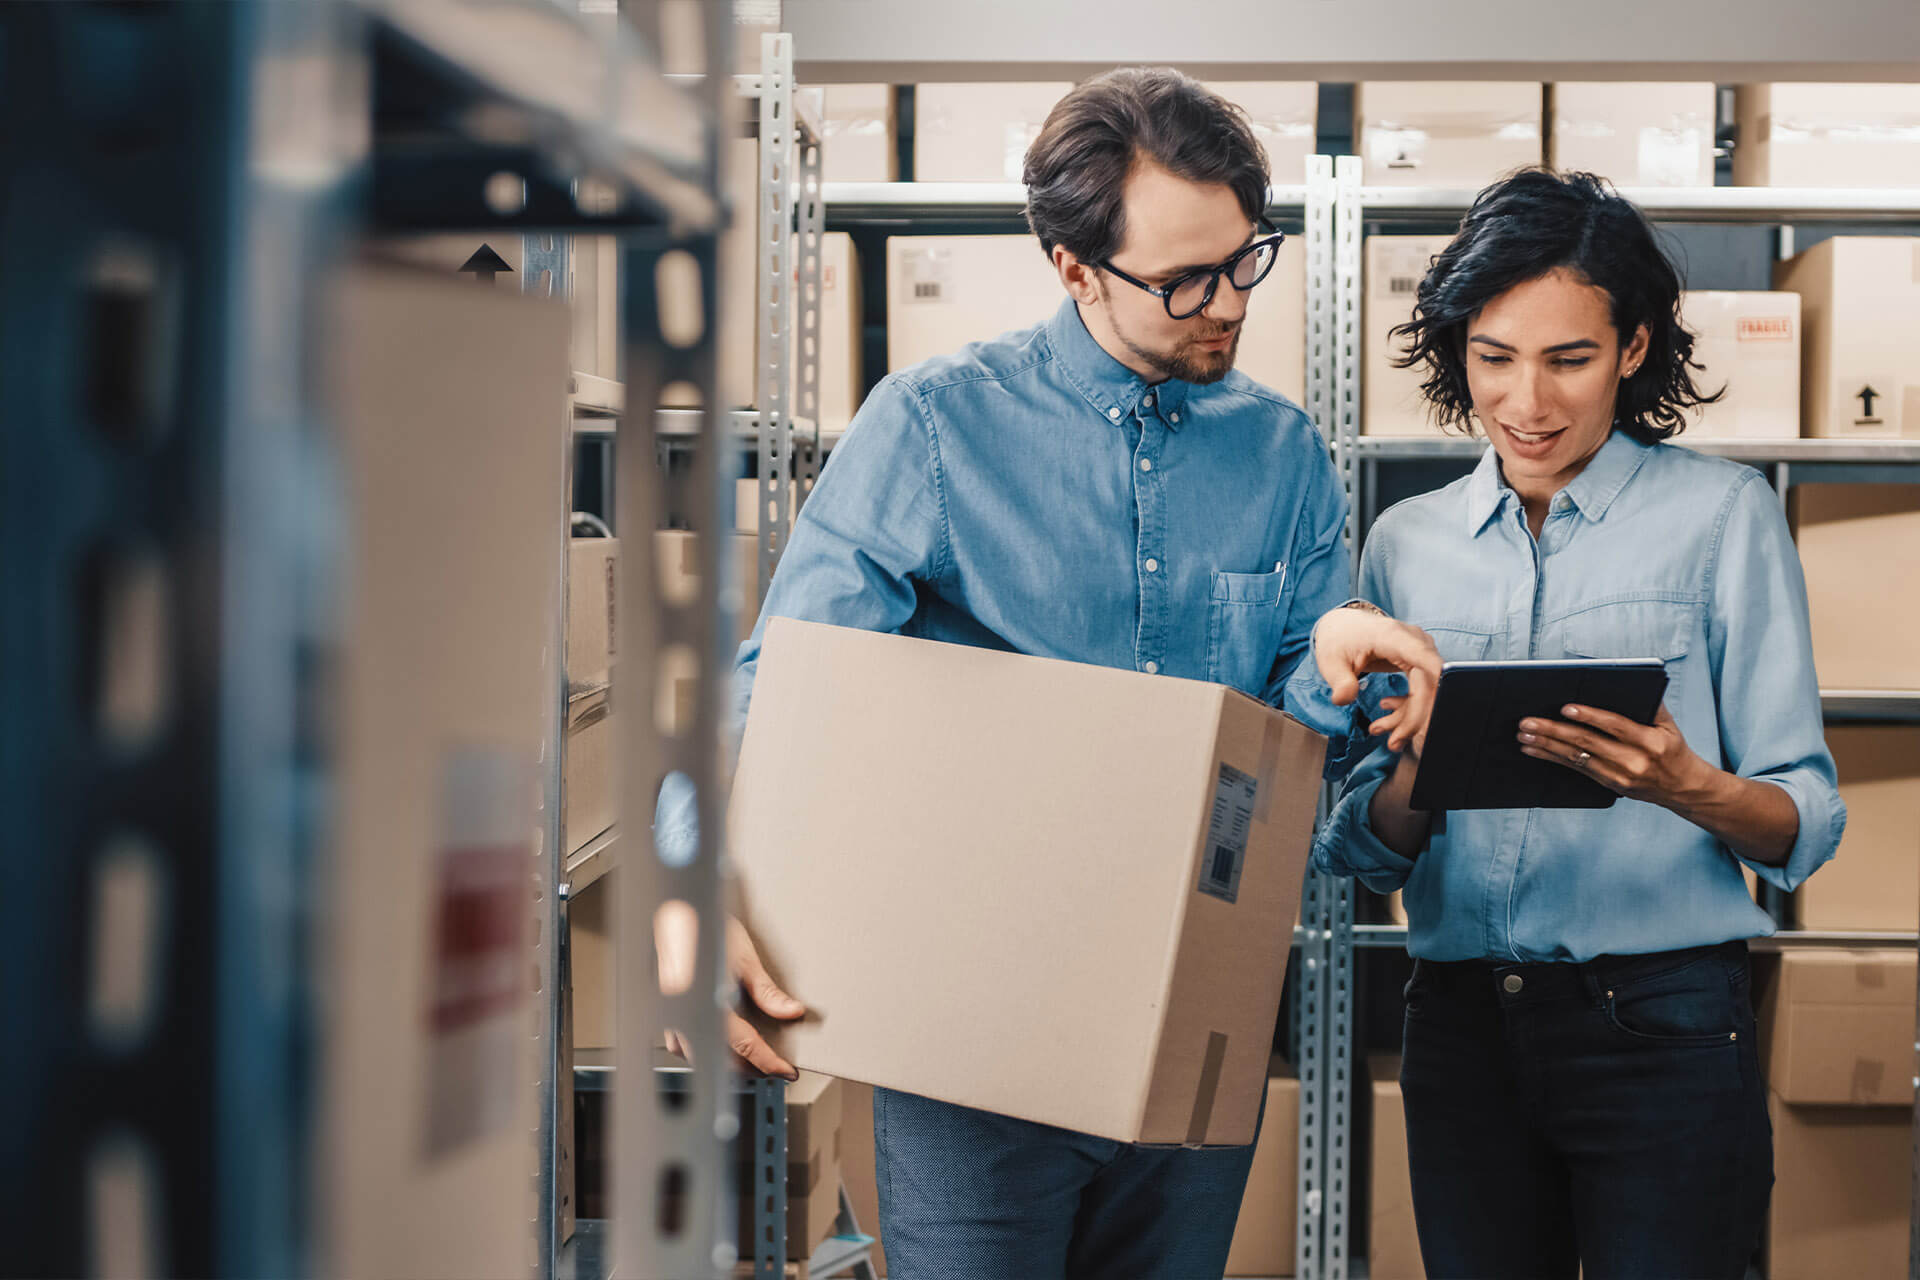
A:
1742;771;1845;893
1312;769;1419;893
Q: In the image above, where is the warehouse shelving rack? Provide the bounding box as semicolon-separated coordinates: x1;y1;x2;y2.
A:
1329;159;1920;1280
0;2;747;1279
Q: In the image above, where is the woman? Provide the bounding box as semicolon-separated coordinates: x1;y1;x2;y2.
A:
1316;169;1846;1280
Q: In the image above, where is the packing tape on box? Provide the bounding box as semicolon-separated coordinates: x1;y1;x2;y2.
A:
1253;715;1284;824
1854;1057;1888;1103
1185;1031;1230;1146
1855;960;1888;990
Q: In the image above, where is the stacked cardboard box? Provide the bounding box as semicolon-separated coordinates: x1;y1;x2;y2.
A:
565;538;618;855
822;85;897;183
1206;82;1320;187
1549;83;1716;187
912;83;1071;182
737;1072;846;1262
1356;83;1543;188
1225;1062;1301;1277
1792;728;1920;932
1367;1056;1423;1280
1759;950;1918;1279
1735;84;1920;189
730;619;1325;1144
1773;237;1920;440
1679;291;1801;440
1362;235;1452;436
1789;484;1920;690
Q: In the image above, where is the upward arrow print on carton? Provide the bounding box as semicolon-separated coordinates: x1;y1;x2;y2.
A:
459;244;514;285
1856;385;1884;423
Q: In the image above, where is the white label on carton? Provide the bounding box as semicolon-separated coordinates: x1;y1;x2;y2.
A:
1199;762;1258;904
897;246;953;305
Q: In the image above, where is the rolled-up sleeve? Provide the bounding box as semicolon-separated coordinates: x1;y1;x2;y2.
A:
1709;473;1846;891
653;375;949;862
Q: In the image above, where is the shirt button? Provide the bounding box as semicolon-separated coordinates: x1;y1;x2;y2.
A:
1107;406;1122;421
1143;660;1159;675
1144;558;1159;573
1502;974;1524;994
1143;393;1155;408
1139;458;1153;473
1169;412;1180;424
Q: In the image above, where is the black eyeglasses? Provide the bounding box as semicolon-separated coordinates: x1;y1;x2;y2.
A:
1097;222;1286;320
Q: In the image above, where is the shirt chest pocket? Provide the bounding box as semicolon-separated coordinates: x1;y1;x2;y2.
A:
1556;598;1696;703
1206;565;1292;698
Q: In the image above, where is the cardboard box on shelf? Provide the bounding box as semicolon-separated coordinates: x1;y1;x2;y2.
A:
1357;82;1543;188
569;874;613;1052
568;538;617;692
1773;236;1920;439
1206;81;1320;187
808;232;865;432
661;0;781;75
885;235;1062;371
838;1081;887;1276
1368;1056;1423;1280
1789;484;1920;689
562;687;615;855
1548;83;1716;187
1735;83;1920;189
323;264;566;1277
1363;235;1453;436
655;529;765;648
1793;727;1920;932
822;85;897;183
737;1071;845;1260
1758;948;1917;1106
730;618;1325;1145
1225;1063;1299;1278
1678;291;1801;440
1766;1091;1913;1280
912;83;1071;182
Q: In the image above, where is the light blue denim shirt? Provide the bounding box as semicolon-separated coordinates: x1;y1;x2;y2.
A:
1313;430;1845;962
656;296;1360;857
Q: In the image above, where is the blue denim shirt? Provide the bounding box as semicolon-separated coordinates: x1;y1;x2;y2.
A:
656;297;1358;857
1313;431;1846;963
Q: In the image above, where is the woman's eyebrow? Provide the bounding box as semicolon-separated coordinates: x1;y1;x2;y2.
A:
1467;336;1603;354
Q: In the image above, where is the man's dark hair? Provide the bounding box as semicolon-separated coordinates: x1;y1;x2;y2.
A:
1022;68;1269;267
1392;168;1721;444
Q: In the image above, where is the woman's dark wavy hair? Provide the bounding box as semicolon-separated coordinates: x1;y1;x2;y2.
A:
1391;168;1720;444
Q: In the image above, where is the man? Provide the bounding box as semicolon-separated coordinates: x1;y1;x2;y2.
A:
659;67;1439;1277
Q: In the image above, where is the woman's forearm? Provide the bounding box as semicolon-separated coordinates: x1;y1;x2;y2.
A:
1669;764;1801;867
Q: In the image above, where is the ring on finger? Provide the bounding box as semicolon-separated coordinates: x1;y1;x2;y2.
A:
1574;749;1592;766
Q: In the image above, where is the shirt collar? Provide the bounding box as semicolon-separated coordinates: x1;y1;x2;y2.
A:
1466;429;1653;537
1043;297;1192;429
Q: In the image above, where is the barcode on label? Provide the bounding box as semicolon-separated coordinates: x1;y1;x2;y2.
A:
1199;762;1259;904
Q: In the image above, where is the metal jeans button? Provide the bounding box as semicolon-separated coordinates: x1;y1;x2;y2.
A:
1502;974;1524;994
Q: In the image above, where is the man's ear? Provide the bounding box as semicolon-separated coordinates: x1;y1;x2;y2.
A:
1054;245;1101;307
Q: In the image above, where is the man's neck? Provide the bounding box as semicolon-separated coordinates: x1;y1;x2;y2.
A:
1075;300;1168;385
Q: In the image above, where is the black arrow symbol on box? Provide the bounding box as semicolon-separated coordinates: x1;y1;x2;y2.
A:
1858;385;1882;419
458;244;514;285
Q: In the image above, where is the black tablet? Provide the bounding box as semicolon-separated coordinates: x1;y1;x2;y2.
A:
1408;659;1669;812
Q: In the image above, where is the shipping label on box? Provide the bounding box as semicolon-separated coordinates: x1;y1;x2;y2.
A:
885;235;1063;372
1758;949;1917;1105
1680;291;1800;440
730;619;1325;1146
1363;236;1452;436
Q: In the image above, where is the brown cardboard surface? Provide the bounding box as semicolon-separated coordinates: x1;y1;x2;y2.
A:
885;235;1063;371
559;948;576;1243
913;83;1072;182
1678;291;1800;440
737;1071;845;1259
823;85;897;183
1225;1065;1299;1278
807;232;864;431
662;0;781;75
562;688;614;856
1789;484;1920;689
1357;82;1543;188
1766;1091;1913;1280
730;619;1322;1145
1773;237;1920;439
569;874;614;1052
567;537;616;692
1207;82;1320;187
655;530;765;649
1794;727;1920;931
1368;1056;1423;1280
1548;83;1715;187
1735;84;1920;190
1758;949;1917;1105
1363;236;1455;437
838;1081;887;1276
323;263;564;1277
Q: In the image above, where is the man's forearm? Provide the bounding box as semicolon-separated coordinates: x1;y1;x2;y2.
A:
1367;752;1433;859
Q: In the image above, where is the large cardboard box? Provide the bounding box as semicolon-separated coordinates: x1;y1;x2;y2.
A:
809;232;864;432
1357;82;1543;188
1368;1056;1423;1280
562;687;615;855
1793;727;1920;932
569;874;614;1052
738;1072;844;1260
1679;291;1801;440
656;529;765;647
822;85;897;183
912;82;1071;182
324;264;565;1277
885;235;1063;371
730;619;1325;1145
1773;237;1920;440
1225;1065;1299;1278
838;1082;887;1276
1789;484;1920;689
1548;83;1716;187
567;537;617;692
1207;82;1320;186
885;233;1307;402
1766;1092;1913;1280
1363;235;1453;436
1758;949;1917;1106
1735;84;1920;189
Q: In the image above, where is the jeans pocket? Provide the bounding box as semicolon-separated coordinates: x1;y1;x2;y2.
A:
1602;953;1739;1045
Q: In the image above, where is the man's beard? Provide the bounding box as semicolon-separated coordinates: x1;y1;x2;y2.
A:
1105;297;1242;385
